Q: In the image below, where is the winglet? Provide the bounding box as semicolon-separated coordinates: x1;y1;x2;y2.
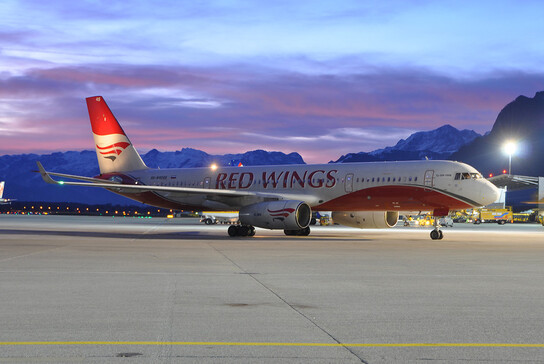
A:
36;161;61;185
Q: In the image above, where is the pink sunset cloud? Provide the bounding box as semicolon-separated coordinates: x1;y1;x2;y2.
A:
1;63;544;163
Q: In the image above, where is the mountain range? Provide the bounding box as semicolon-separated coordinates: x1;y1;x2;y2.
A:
0;149;304;205
333;125;480;163
1;91;543;205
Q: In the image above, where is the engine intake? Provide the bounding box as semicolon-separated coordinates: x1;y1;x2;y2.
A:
332;211;399;229
239;200;311;230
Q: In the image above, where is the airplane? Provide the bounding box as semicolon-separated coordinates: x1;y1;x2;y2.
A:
37;96;500;240
0;181;16;205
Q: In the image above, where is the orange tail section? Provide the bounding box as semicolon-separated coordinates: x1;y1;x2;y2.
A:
86;96;147;174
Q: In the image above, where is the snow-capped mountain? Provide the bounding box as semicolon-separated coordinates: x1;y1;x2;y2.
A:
333;125;481;163
372;125;480;155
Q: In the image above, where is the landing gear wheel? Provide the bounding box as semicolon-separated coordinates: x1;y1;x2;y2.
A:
299;227;311;236
239;225;249;236
430;229;444;240
228;225;255;237
284;227;311;236
228;225;239;237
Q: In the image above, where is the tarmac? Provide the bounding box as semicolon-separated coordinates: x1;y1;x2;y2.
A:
1;215;544;363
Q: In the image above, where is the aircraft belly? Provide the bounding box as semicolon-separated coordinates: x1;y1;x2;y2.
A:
315;185;474;211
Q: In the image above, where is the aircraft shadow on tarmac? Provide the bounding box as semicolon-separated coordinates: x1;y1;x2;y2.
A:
0;229;372;242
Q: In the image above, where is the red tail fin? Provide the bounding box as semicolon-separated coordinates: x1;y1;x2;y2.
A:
86;96;125;136
86;96;147;173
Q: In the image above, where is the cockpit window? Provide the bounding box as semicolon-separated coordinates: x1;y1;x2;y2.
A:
455;172;482;180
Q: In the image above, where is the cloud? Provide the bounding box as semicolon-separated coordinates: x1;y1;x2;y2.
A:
1;61;544;162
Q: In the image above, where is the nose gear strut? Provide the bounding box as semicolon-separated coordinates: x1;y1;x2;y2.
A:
430;218;444;240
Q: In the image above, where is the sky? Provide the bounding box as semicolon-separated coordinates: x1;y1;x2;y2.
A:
1;0;544;163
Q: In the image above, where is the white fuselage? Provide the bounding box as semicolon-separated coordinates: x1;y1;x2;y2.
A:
110;160;499;213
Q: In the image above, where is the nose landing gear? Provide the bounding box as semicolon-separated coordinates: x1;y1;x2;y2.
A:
430;218;444;240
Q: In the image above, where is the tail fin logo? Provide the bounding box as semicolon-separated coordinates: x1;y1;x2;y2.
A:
96;142;130;162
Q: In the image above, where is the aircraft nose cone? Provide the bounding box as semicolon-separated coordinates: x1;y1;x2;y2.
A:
482;181;501;206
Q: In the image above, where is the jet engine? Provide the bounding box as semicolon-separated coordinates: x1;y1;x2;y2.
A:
239;200;311;230
332;211;399;229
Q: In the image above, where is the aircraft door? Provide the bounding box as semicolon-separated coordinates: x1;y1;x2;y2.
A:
203;177;212;189
424;170;434;190
345;173;354;193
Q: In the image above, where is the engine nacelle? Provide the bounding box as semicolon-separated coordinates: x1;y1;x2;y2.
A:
239;200;311;230
332;211;399;229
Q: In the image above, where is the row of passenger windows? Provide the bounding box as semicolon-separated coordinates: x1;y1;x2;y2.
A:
148;175;421;187
354;176;418;183
150;174;476;185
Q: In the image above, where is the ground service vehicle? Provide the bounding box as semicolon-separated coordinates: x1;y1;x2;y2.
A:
474;207;513;225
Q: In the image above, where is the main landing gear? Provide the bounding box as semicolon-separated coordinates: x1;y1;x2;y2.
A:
227;225;311;237
284;227;311;236
228;225;255;237
430;218;444;240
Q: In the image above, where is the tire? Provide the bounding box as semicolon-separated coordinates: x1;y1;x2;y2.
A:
239;225;249;236
228;225;239;237
430;230;440;240
204;218;213;225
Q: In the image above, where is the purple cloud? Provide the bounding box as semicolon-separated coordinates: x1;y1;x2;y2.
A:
1;62;544;163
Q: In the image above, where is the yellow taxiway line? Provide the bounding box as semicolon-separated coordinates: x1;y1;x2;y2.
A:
1;342;543;348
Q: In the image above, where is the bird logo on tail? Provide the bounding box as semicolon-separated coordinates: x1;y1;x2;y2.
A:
96;142;131;162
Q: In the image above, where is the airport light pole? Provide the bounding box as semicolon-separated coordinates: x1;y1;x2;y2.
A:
503;141;517;176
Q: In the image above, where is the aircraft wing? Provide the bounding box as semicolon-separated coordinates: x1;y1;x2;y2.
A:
36;162;319;203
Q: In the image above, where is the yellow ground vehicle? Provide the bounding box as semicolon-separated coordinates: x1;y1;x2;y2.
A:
513;213;531;223
474;207;513;225
319;215;331;226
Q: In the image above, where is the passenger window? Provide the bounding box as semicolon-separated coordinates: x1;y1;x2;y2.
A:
409;177;412;182
414;177;418;182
